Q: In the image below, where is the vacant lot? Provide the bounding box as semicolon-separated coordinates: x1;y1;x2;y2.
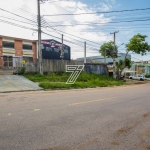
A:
24;72;124;89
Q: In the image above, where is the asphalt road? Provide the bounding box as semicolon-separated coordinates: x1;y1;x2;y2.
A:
0;84;150;150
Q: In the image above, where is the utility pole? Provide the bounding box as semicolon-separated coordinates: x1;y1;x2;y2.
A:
37;0;43;75
60;34;64;59
110;31;119;79
84;41;86;64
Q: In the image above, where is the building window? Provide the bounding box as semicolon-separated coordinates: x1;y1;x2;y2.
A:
23;44;32;50
3;41;14;49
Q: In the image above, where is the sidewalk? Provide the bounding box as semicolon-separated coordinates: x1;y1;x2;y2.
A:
0;75;43;93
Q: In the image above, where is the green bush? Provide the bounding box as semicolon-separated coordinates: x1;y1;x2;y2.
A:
17;67;26;75
145;74;150;78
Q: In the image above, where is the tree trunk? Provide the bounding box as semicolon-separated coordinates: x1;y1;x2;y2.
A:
120;51;129;77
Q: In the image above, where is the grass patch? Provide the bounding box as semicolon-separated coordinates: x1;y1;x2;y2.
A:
24;72;125;89
145;74;150;78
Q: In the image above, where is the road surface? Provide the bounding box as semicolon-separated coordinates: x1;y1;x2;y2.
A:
0;84;150;150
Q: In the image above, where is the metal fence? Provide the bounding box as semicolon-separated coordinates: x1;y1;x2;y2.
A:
0;56;23;71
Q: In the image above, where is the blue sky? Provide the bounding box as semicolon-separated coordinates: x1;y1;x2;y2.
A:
0;0;150;61
74;0;150;60
80;0;150;9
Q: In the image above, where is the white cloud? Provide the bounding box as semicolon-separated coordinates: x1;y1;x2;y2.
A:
0;0;116;58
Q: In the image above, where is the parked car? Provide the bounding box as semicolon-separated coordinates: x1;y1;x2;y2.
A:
129;74;146;81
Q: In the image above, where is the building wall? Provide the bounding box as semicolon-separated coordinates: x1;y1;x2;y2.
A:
0;36;37;68
15;40;23;56
132;63;150;75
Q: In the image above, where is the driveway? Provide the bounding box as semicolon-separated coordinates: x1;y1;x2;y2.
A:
0;75;42;93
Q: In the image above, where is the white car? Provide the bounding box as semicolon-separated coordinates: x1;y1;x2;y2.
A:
129;74;146;81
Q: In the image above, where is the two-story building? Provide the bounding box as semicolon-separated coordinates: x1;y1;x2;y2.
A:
0;35;37;69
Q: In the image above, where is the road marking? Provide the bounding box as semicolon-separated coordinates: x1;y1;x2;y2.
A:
34;109;40;112
69;97;116;106
7;113;12;116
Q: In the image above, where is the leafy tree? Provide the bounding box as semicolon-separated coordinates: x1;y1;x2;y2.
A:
126;33;150;55
99;34;150;79
116;58;131;79
99;41;117;58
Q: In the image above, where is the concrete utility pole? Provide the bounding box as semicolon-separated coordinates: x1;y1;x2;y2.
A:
37;0;43;75
110;31;119;79
84;41;86;64
60;34;64;59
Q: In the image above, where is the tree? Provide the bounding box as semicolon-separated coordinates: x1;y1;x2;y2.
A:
99;34;150;79
116;58;131;79
126;33;150;55
119;33;150;79
99;41;117;58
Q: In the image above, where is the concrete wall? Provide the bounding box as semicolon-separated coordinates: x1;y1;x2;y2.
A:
23;58;84;73
84;63;108;75
21;58;108;75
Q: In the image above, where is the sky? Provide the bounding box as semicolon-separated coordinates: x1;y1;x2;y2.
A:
0;0;150;61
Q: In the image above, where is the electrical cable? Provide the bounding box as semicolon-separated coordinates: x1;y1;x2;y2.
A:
43;7;150;16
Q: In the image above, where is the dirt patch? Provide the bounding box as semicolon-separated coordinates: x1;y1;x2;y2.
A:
0;95;7;97
77;138;99;150
146;145;150;149
111;141;120;146
117;122;139;134
126;80;149;85
143;112;150;118
117;126;133;133
144;130;150;136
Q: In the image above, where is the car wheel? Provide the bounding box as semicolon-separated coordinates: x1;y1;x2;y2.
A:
130;77;132;79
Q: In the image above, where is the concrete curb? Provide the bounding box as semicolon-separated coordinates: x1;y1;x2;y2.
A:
0;89;44;94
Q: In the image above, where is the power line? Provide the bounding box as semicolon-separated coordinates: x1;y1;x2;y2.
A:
0;6;148;61
48;18;150;27
0;7;104;47
0;7;37;24
43;7;150;16
0;16;37;26
0;19;37;31
0;16;143;61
